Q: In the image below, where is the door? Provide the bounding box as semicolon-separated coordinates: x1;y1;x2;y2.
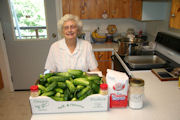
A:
2;0;58;90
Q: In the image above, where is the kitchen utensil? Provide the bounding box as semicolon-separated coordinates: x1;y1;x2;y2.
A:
151;68;178;81
106;33;113;42
117;37;144;56
107;25;117;34
124;55;166;69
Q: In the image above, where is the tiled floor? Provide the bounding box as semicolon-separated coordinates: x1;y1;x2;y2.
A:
0;89;32;120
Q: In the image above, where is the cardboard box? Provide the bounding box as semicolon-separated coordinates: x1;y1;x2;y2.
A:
30;94;108;114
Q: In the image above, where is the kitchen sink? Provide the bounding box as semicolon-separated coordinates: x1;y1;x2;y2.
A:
124;55;166;69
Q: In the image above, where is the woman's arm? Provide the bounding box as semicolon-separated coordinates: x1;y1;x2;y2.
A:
90;68;100;72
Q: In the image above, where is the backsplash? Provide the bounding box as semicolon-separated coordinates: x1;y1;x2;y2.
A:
82;18;146;35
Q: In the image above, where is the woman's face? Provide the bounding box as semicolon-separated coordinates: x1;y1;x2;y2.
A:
63;20;78;41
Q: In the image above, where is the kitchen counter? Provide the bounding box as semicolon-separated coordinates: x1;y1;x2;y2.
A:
31;71;180;120
92;42;118;51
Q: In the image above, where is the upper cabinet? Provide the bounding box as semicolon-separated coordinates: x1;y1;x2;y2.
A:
62;0;168;20
169;0;180;29
62;0;130;19
62;0;109;19
131;0;142;20
131;0;168;21
109;0;130;18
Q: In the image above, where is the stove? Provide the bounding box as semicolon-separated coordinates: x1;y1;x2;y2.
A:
113;32;180;77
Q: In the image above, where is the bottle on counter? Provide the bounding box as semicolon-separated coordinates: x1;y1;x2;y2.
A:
100;83;108;95
129;78;144;109
30;85;39;97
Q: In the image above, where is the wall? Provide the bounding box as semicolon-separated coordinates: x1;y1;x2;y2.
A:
145;0;180;41
82;18;146;35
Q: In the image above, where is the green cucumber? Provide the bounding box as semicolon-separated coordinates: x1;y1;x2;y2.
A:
65;80;76;93
67;69;83;78
46;81;57;92
76;85;85;91
57;82;67;89
55;88;64;93
73;78;89;86
77;86;91;98
47;76;67;83
38;84;46;92
41;91;55;96
51;96;64;101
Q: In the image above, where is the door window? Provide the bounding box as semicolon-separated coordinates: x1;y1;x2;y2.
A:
9;0;47;40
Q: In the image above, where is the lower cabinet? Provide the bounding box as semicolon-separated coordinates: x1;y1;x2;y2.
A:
94;51;112;76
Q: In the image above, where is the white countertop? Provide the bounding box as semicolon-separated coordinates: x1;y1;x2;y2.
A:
92;42;118;51
31;71;180;120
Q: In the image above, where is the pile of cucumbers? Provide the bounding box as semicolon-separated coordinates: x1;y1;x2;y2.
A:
37;69;103;101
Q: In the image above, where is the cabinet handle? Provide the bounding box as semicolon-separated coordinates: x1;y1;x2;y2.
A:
171;14;175;17
98;54;103;59
102;10;108;19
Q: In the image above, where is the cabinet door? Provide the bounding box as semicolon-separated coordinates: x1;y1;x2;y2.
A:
169;0;180;29
109;0;130;18
69;0;82;17
62;0;70;15
94;51;112;75
94;0;109;19
131;0;142;20
80;0;97;19
63;0;109;19
62;0;82;17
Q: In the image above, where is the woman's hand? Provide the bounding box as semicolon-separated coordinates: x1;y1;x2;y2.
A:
90;68;100;72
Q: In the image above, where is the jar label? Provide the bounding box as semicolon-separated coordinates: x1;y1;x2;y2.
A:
129;94;143;109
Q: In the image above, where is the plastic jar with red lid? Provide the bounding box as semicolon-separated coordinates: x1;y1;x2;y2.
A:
30;85;39;97
100;83;108;95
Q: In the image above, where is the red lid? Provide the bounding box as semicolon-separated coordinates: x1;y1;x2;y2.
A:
30;85;38;91
100;84;108;90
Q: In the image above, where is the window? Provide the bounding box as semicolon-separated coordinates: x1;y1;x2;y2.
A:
9;0;47;40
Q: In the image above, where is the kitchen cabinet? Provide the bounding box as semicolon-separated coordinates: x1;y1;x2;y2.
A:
94;51;112;75
131;0;168;21
62;0;109;19
62;0;130;19
169;0;180;29
109;0;130;18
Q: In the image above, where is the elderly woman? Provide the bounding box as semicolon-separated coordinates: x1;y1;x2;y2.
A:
45;14;99;73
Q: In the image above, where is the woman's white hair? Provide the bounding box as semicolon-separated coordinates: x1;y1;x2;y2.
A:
57;14;83;36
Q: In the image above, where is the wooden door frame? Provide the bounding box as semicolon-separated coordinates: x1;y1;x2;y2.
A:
0;22;14;91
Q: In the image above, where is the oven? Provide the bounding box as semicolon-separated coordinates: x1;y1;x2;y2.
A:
112;32;180;79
